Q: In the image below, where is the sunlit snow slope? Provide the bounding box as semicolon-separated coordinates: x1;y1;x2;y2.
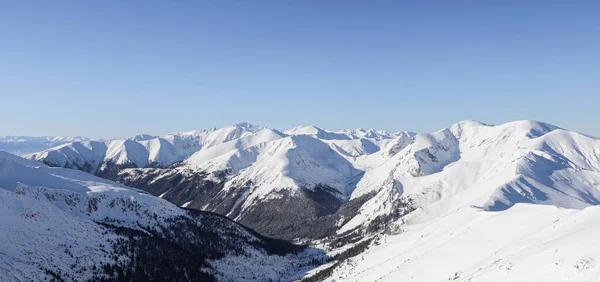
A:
23;120;600;246
318;121;600;282
326;204;600;282
0;151;311;281
8;119;600;281
340;120;600;232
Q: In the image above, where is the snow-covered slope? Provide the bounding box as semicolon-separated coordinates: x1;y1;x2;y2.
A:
26;123;271;175
26;124;400;177
24;123;398;240
325;204;600;282
11;120;600;281
0;136;90;155
25;120;600;244
186;134;360;198
0;151;316;281
297;120;600;281
339;120;600;233
285;125;410;158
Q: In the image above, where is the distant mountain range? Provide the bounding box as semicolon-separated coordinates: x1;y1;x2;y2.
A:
0;136;91;155
23;122;415;239
3;120;600;281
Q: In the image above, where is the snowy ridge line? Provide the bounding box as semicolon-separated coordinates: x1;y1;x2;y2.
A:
21;120;600;241
4;119;600;281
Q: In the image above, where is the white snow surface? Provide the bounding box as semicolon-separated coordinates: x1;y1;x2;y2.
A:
0;151;307;281
0;151;182;280
340;120;600;231
22;120;600;225
24;123;400;199
320;120;600;282
327;204;600;282
7;120;600;281
26;123;271;170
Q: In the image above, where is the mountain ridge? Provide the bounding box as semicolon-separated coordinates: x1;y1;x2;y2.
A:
21;120;600;242
4;119;600;281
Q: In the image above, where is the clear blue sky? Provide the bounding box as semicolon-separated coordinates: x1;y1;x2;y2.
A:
1;1;598;138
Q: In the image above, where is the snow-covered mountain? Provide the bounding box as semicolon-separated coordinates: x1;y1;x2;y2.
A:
0;136;91;155
25;123;403;177
321;204;600;281
25;123;404;239
25;120;600;242
8;120;600;281
0;151;318;281
304;120;600;281
339;120;600;233
25;123;271;176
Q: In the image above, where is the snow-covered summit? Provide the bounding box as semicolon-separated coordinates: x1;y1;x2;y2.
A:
341;119;600;233
23;120;600;241
318;121;600;282
24;123;274;174
286;125;352;140
9;120;600;281
25;122;397;175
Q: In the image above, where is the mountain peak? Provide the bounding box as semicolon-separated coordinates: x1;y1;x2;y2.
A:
446;119;560;141
230;122;265;133
129;133;156;142
234;121;256;128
